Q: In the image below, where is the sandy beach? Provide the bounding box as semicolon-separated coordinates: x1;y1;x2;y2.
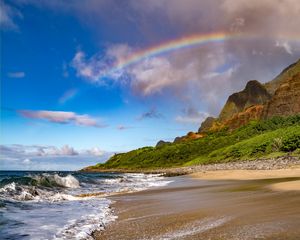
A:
191;168;300;191
93;167;300;240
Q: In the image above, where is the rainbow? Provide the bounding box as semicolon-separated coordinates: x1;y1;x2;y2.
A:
109;32;236;73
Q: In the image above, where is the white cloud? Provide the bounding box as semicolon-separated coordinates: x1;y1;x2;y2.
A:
46;145;78;156
175;107;209;124
71;47;206;96
18;110;106;128
275;41;293;55
85;147;104;156
129;56;197;95
116;125;132;130
59;88;78;104
1;144;107;159
7;71;25;78
22;158;32;164
0;1;23;31
71;44;132;84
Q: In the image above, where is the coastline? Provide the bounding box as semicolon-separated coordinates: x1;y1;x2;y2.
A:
82;155;300;176
93;172;300;239
92;157;300;239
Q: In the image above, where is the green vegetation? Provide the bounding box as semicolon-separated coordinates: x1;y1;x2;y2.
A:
91;115;300;170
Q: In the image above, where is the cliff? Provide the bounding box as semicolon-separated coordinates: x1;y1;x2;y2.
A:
167;59;300;143
218;80;271;122
198;58;300;133
264;59;300;95
263;72;300;118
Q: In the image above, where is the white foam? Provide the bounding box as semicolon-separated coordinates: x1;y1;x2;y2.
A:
156;217;232;240
0;182;16;192
102;178;122;184
0;182;78;202
1;172;172;240
54;199;117;240
118;173;173;192
53;174;80;188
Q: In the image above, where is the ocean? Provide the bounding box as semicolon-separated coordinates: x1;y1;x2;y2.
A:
0;171;171;240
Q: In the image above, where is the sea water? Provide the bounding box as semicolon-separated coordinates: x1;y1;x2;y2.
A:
0;171;171;240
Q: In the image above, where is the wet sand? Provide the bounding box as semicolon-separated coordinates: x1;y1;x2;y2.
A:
270;180;300;191
94;172;300;240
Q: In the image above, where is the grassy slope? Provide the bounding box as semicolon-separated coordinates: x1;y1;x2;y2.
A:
89;115;300;170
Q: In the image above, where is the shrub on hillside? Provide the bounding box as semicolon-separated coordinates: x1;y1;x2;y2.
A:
272;137;283;151
280;134;300;152
251;143;268;156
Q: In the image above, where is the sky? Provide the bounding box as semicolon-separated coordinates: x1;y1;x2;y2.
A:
1;0;300;170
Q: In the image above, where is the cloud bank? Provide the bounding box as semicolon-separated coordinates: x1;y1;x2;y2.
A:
0;0;23;30
8;0;300;118
0;144;109;171
175;107;209;124
67;0;300;116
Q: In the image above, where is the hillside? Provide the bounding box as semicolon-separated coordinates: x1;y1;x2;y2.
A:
83;115;300;171
84;59;300;171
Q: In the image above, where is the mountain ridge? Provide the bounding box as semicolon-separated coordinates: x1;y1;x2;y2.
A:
83;59;300;171
192;58;300;136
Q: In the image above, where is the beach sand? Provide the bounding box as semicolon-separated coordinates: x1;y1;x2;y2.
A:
94;169;300;240
191;168;300;191
190;168;300;180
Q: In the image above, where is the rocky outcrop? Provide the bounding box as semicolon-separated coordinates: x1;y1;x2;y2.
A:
156;140;171;147
263;72;300;118
198;117;216;133
218;80;271;122
199;105;264;132
174;132;205;143
265;59;300;95
223;105;264;130
197;59;300;133
179;59;300;138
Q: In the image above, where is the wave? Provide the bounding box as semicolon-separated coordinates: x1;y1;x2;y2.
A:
0;174;80;202
157;216;232;239
0;173;79;189
0;171;172;240
52;174;80;188
54;199;117;240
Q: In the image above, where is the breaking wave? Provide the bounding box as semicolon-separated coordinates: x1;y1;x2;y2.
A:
0;171;172;239
0;174;80;201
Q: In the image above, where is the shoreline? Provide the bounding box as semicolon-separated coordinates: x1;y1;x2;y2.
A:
89;156;300;239
82;155;300;176
93;170;300;239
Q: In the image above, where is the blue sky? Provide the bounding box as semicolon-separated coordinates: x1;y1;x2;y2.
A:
1;0;300;170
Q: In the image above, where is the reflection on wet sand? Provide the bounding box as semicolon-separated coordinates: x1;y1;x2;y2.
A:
94;175;300;240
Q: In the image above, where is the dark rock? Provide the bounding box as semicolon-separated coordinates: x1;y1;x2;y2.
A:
219;80;271;122
198;117;216;133
263;72;300;118
265;59;300;95
156;140;171;147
